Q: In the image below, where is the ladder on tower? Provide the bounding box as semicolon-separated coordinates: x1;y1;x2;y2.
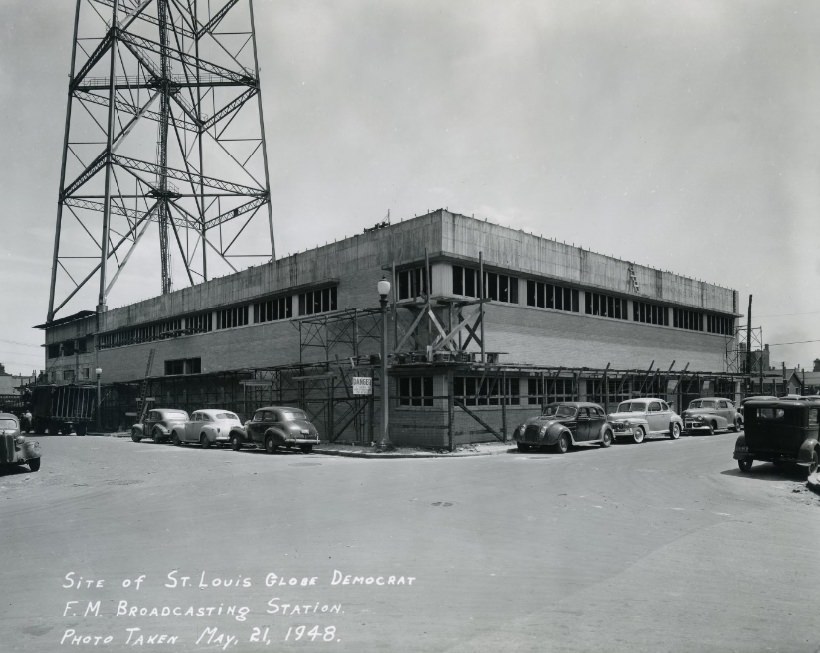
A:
136;349;156;424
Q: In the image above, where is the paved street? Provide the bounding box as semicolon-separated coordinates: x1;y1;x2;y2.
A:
2;432;819;652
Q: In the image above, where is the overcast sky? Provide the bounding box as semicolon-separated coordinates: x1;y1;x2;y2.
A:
1;0;819;375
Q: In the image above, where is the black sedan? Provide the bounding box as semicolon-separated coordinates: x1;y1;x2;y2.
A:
513;402;614;453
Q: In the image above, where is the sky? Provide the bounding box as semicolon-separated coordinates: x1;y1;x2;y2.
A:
1;0;819;376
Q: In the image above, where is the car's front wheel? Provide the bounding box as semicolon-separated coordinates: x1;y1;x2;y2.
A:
809;448;819;475
130;428;141;443
152;427;163;442
669;423;681;440
265;435;278;454
555;433;571;454
200;434;211;449
231;434;242;451
28;458;41;472
738;458;753;473
600;429;613;448
632;426;645;444
172;432;181;446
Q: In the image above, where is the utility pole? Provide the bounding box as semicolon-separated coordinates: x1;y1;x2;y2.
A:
746;295;752;395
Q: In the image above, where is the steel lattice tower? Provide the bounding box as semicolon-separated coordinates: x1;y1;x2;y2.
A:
47;0;275;322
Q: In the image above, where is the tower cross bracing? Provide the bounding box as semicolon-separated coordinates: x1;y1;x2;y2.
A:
47;0;275;322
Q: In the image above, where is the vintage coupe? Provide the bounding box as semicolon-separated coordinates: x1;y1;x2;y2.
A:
170;409;244;448
245;406;320;454
734;398;820;474
607;398;683;443
0;412;41;472
131;408;189;443
513;402;614;453
682;397;740;434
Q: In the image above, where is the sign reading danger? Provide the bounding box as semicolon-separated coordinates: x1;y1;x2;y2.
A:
352;377;373;395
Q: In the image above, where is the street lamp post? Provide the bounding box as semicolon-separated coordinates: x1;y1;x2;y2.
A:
376;277;393;452
95;367;103;433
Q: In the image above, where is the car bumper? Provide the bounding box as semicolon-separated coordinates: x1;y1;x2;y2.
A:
684;421;712;432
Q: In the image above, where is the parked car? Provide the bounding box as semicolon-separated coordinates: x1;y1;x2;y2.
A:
244;406;320;454
131;408;189;443
682;397;740;434
607;398;683;443
734;398;820;474
0;412;41;472
170;409;244;448
513;402;614;453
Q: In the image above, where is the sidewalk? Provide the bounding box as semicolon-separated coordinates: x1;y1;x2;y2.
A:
93;431;516;458
313;441;515;458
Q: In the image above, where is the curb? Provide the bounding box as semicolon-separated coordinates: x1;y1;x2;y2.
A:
312;448;509;459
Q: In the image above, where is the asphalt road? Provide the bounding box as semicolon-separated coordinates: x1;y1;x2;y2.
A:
2;432;819;653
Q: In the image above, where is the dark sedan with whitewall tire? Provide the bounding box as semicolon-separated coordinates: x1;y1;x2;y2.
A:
244;406;320;454
513;402;614;453
607;398;683;443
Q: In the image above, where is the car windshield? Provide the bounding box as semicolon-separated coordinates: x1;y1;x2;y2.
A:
689;400;716;409
617;401;646;413
542;405;577;419
216;412;239;421
282;410;307;421
0;418;18;429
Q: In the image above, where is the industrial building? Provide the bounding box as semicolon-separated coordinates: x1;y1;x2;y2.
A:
40;209;746;448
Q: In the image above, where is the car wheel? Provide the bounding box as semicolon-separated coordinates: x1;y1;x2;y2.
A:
130;428;142;443
299;444;313;454
729;419;740;433
75;424;87;437
738;458;753;473
709;422;717;435
670;423;681;440
151;427;163;442
600;429;613;448
265;435;277;454
172;432;181;446
809;448;819;475
200;434;211;449
632;426;645;444
231;434;242;451
28;458;41;472
556;433;571;454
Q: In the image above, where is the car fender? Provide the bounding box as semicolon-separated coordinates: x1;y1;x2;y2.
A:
544;423;569;445
621;417;649;428
131;423;146;436
596;423;614;439
733;433;748;459
797;438;820;465
264;428;288;444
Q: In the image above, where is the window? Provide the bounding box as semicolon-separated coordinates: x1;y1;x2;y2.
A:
47;344;61;359
81;368;90;380
633;301;668;326
454;376;519;406
217;305;249;330
526;280;579;312
187;312;213;334
585;292;627;320
527;377;574;404
62;369;75;382
298;287;337;316
706;313;734;335
452;265;519;304
398;377;433;407
673;307;703;331
164;357;201;375
648;401;662;412
397;266;430;300
254;296;292;323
